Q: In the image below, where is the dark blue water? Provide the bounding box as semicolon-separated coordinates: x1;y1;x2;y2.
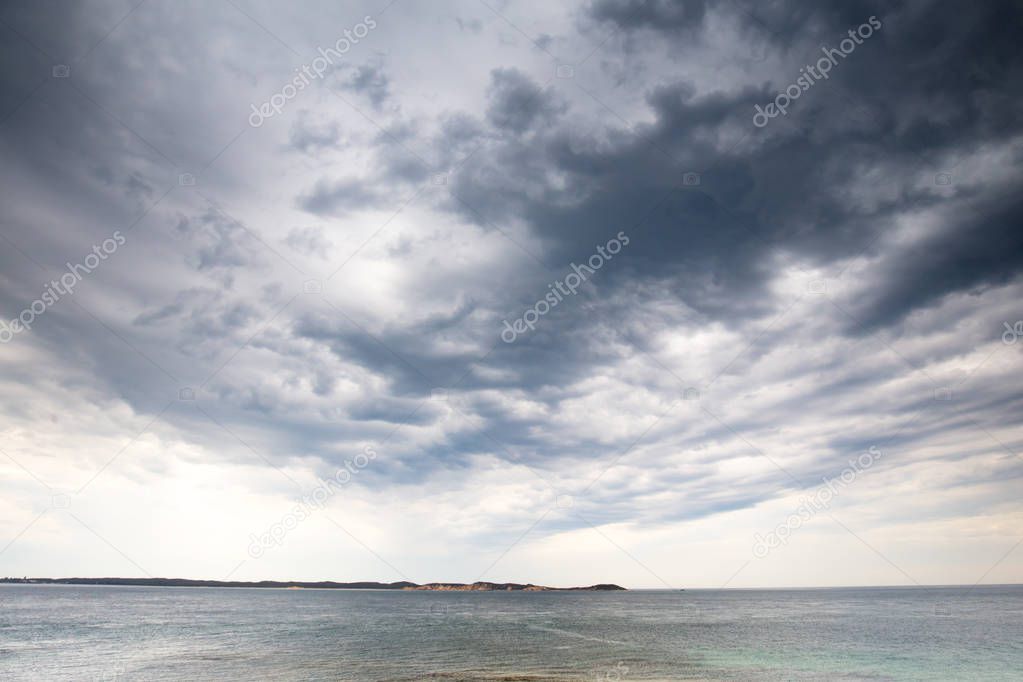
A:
1;584;1020;680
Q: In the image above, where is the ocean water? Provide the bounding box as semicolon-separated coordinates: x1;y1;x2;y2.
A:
1;584;1021;681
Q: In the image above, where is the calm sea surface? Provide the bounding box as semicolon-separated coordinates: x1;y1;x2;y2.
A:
1;584;1020;680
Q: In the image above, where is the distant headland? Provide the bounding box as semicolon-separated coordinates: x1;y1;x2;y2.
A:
0;577;626;591
402;582;625;591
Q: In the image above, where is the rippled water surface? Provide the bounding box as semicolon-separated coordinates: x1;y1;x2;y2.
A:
1;584;1021;680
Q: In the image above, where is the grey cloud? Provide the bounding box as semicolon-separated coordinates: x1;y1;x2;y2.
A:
343;64;391;110
289;115;343;153
454;17;483;34
436;0;1023;329
285;226;333;257
175;208;260;271
485;68;565;134
587;0;709;33
298;178;382;216
852;192;1023;331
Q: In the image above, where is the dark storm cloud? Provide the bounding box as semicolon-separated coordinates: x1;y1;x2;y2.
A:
852;192;1023;331
431;0;1023;329
448;79;783;319
485;68;565;134
587;0;709;33
257;0;1023;505
293;306;487;397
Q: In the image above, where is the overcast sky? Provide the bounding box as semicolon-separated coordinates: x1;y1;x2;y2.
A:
1;0;1021;589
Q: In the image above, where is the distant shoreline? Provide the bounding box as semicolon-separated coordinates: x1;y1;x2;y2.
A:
0;578;626;591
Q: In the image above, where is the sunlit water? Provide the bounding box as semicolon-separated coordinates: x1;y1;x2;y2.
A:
1;584;1021;680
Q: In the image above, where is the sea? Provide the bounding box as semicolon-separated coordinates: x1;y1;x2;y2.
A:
1;584;1020;680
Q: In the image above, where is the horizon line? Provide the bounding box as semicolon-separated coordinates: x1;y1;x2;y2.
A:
3;577;1022;591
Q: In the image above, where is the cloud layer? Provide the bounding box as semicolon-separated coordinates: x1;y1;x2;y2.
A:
1;0;1021;588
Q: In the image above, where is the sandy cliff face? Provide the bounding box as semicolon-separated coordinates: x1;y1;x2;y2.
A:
403;582;529;591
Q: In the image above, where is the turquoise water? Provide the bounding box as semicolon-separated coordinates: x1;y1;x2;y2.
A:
1;584;1021;680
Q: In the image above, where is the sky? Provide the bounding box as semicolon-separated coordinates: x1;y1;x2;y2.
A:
0;0;1021;589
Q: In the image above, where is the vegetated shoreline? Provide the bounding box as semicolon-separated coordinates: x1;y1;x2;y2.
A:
0;577;626;591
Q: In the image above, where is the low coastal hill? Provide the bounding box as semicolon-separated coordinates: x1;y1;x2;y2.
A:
403;581;625;591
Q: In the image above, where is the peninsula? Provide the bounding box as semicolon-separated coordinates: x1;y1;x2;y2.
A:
402;581;625;591
0;577;626;591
